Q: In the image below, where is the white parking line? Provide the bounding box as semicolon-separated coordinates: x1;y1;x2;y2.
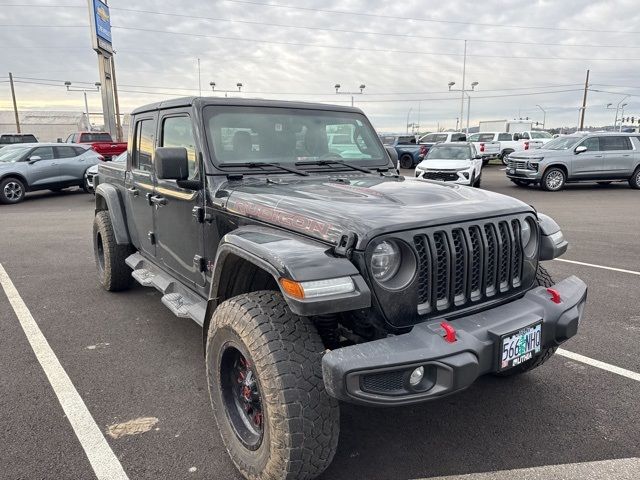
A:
557;348;640;382
554;258;640;276
0;263;129;480
417;457;640;480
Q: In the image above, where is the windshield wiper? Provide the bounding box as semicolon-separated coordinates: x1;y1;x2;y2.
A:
295;159;373;174
218;162;308;176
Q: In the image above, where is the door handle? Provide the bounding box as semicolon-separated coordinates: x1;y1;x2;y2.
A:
149;195;167;207
127;187;139;196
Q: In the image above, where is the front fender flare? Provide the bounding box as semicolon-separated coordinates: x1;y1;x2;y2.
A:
94;183;131;245
208;225;371;317
537;213;568;260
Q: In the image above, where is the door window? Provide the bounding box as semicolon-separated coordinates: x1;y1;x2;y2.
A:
600;136;631;151
133;119;155;172
55;146;79;158
30;146;54;160
580;137;600;152
161;116;197;178
520;132;530;139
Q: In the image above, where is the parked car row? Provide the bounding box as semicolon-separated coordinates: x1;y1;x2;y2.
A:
0;143;103;204
411;132;640;193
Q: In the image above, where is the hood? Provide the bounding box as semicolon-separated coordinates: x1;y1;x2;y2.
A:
417;159;471;170
223;174;533;249
0;161;18;170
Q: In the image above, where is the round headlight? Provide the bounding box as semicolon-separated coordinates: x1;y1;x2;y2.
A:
371;240;401;282
521;218;538;258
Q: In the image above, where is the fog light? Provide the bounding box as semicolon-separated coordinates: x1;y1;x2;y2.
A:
409;366;424;386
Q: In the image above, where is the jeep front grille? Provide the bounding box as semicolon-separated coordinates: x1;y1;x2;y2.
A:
413;217;528;314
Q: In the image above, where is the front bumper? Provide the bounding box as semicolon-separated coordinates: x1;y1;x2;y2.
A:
322;275;587;406
505;167;541;181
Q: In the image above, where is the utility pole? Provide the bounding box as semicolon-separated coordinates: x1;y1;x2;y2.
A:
459;40;467;132
9;72;20;133
197;58;202;97
579;69;589;130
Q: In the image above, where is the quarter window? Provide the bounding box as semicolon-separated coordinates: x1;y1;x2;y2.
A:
161;116;197;178
600;136;631;151
133;119;155;172
498;133;512;141
55;146;78;158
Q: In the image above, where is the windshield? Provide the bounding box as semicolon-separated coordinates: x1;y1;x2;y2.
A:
426;145;471;160
531;131;552;139
81;133;112;142
204;106;386;167
543;136;581;150
0;146;28;163
468;133;495;142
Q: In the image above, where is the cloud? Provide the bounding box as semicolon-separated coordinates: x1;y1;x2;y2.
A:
1;0;639;130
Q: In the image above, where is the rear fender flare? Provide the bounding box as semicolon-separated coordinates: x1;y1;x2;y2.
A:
94;183;131;245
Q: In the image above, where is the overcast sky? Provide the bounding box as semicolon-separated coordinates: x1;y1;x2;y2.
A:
1;0;640;131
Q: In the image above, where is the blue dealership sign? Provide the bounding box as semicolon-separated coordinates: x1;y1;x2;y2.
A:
93;0;112;44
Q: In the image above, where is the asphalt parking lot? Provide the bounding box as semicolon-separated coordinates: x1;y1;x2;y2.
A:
1;163;639;480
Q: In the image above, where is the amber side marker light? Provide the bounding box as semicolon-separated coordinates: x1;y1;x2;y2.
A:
279;277;356;300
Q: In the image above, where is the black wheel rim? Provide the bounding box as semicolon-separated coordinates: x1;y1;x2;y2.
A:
220;344;264;450
96;232;105;273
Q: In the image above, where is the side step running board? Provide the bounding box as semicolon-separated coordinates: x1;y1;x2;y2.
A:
126;252;206;326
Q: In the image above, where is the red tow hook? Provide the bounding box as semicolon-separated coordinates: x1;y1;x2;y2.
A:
546;288;562;304
440;321;457;343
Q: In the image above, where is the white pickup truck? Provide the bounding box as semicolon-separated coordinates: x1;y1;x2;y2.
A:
469;132;548;165
466;132;501;164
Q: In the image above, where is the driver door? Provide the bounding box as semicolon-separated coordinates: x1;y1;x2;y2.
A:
24;146;60;188
571;137;603;178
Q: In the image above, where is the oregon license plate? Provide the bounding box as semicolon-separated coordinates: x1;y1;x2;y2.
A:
499;322;542;370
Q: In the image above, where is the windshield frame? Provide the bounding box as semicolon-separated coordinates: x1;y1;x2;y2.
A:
202;105;391;173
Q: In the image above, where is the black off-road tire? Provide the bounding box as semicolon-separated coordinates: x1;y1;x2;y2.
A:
206;291;340;480
400;154;413;169
0;177;26;204
93;211;133;291
629;167;640;189
541;167;566;191
494;264;557;377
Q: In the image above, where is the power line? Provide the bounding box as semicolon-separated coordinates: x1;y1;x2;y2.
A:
223;0;640;35
111;25;637;61
106;6;640;50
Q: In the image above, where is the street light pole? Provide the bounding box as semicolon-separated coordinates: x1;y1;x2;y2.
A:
619;103;628;132
65;81;101;131
536;105;546;129
334;83;365;107
449;79;477;133
459;40;467;132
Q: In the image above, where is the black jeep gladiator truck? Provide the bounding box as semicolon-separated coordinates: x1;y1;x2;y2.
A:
92;97;587;480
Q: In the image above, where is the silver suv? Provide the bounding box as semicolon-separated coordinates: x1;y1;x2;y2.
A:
506;133;640;191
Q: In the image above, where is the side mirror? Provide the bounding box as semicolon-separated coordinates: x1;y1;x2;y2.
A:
27;155;42;164
155;147;189;180
513;133;521;141
475;155;482;160
574;145;587;154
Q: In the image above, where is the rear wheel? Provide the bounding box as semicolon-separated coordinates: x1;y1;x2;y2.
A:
0;177;26;204
501;149;514;166
541;167;566;191
629;167;640;189
495;264;557;377
93;211;134;291
206;291;340;480
400;154;413;169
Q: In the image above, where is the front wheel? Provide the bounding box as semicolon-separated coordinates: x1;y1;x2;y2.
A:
0;177;26;204
400;154;414;169
206;291;340;480
629;167;640;189
494;264;557;377
541;167;566;191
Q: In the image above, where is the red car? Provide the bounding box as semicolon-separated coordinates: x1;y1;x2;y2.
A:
65;132;126;160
